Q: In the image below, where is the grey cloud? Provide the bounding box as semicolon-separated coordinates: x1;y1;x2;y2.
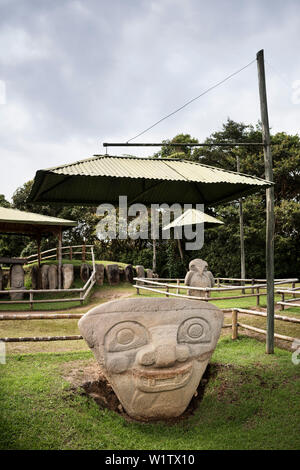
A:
0;0;300;200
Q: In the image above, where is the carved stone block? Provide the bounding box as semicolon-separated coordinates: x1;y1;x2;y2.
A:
79;297;223;420
185;259;215;297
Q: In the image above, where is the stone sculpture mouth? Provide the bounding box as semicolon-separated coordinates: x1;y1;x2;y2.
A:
132;361;193;392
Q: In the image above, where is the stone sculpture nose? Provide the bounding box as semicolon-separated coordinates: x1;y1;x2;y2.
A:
137;342;189;368
155;344;176;367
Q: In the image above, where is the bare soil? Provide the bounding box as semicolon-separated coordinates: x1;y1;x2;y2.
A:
61;358;217;424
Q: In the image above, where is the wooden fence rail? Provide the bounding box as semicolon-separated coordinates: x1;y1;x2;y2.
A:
134;277;298;305
231;308;299;343
0;307;298;344
26;244;94;265
0;308;232;342
0;335;83;342
275;287;300;310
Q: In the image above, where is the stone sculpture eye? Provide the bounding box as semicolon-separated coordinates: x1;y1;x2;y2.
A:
177;317;211;344
105;321;148;352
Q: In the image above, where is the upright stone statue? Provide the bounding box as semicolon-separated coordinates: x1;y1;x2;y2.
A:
118;268;125;282
48;265;58;290
124;264;134;283
62;264;74;289
95;264;104;286
31;265;39;290
2;271;9;289
80;263;90;282
146;269;154;278
41;264;50;290
106;264;120;285
185;259;215;297
78;297;223;420
9;264;25;300
135;265;145;278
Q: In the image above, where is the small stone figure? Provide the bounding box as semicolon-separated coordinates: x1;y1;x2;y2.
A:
185;259;215;297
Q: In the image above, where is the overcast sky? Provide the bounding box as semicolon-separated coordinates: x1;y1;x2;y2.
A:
0;0;299;201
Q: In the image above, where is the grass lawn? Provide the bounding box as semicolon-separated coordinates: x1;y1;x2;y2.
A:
0;335;299;450
0;281;300;450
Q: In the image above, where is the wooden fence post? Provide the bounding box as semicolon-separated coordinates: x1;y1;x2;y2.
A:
176;279;180;295
256;287;260;306
281;292;285;311
82;244;86;262
166;286;169;298
29;292;33;310
57;228;62;290
292;282;295;298
69;246;72;260
232;309;238;340
251;279;255;294
136;279;140;295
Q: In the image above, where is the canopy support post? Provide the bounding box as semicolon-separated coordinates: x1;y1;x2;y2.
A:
257;49;275;354
236;155;246;292
58;227;62;289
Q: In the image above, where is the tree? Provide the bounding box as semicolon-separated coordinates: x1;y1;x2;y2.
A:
152;120;300;278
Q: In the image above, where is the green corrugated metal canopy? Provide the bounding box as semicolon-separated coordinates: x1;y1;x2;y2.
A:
0;206;76;236
28;155;273;206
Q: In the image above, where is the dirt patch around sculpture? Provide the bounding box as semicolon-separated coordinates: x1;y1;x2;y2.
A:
61;358;223;424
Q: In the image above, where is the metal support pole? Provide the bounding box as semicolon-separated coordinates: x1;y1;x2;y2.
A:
257;49;275;354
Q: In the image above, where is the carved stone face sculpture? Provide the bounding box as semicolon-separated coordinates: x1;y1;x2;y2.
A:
185;258;215;297
78;298;223;420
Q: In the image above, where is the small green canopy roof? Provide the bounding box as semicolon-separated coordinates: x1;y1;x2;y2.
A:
162;208;224;230
0;206;76;236
28;155;273;206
